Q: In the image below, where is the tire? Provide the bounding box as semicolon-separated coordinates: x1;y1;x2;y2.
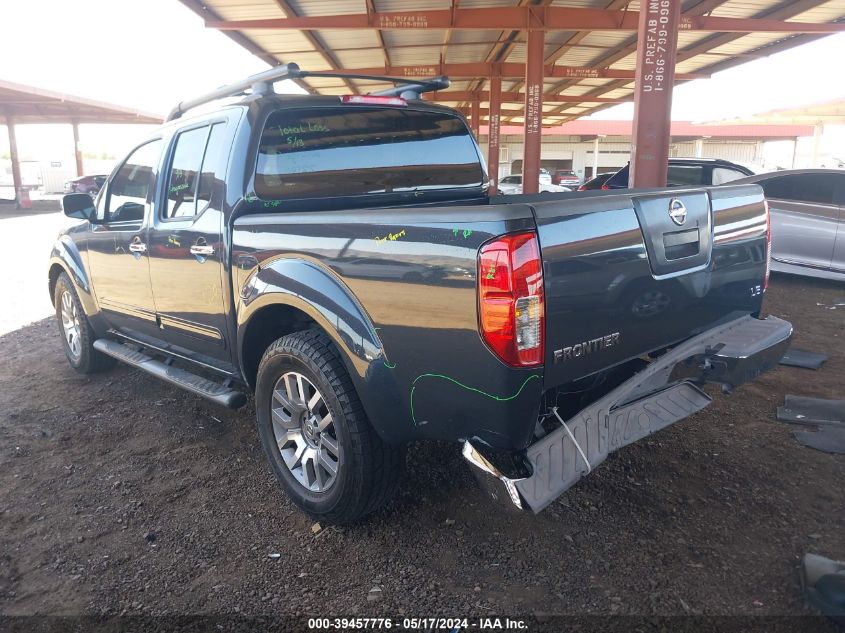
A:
255;329;405;524
53;272;115;374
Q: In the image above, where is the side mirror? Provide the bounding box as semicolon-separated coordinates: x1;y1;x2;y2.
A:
62;193;96;221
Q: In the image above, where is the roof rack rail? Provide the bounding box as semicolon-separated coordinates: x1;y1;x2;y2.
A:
166;63;300;122
298;71;450;99
166;64;450;122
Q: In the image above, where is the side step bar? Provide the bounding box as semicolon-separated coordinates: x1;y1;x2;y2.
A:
93;339;247;409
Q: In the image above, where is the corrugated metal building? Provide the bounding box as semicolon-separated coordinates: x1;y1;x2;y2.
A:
474;118;812;179
484;136;764;179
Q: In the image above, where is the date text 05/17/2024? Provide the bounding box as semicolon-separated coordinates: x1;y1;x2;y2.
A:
307;617;528;630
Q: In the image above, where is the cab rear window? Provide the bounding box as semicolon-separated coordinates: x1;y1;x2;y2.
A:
254;107;484;200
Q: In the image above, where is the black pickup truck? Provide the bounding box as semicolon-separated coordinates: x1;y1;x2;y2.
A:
51;64;792;524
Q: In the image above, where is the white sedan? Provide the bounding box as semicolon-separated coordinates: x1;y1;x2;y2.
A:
497;174;571;195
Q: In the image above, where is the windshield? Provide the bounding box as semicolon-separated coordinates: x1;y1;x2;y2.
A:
254;106;484;200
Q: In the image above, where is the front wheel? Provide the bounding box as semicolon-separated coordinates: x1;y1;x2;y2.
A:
255;329;405;524
53;272;115;374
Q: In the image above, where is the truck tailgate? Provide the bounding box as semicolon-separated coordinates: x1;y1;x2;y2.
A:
534;184;769;388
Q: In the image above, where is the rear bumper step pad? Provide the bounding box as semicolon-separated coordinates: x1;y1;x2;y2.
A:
93;339;247;409
466;315;792;513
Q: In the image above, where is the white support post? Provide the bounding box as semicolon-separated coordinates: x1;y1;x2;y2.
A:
811;122;824;168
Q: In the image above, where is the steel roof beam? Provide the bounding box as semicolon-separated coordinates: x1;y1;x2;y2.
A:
454;107;582;117
206;7;845;34
271;0;357;93
365;0;391;67
454;0;544;111
428;91;626;103
503;0;738;122
326;63;707;81
550;0;836;122
522;18;545;194
630;0;682;187
509;0;725;96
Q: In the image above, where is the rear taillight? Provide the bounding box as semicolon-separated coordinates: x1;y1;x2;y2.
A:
601;184;609;190
577;184;586;191
478;232;545;367
763;198;772;292
340;95;407;107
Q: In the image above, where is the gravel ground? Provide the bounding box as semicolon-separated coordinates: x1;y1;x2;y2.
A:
0;271;843;627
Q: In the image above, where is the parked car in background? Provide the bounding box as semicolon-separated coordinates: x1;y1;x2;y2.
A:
577;172;615;191
552;169;581;188
63;175;107;196
729;169;845;282
603;158;754;190
498;174;571;194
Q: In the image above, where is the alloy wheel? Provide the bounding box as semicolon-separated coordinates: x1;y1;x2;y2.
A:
271;371;340;493
60;290;82;360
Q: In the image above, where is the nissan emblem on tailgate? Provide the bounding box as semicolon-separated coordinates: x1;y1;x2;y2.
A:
669;197;688;226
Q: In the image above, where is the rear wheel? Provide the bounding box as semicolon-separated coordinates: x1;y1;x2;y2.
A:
255;329;404;524
53;272;115;373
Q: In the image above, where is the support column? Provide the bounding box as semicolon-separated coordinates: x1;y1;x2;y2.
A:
470;96;481;140
592;136;600;179
6;118;23;209
791;137;798;169
522;19;545;194
487;75;502;195
812;122;823;167
629;0;681;187
72;121;84;177
693;138;704;158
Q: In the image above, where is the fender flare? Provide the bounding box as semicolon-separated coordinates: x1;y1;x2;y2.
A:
237;258;406;442
48;236;100;319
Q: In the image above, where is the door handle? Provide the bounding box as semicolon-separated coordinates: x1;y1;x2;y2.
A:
190;244;215;256
128;240;147;253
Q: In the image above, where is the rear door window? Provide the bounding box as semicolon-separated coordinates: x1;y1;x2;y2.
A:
835;174;845;206
164;126;210;219
762;173;837;205
255;107;484;200
667;165;706;186
161;123;228;220
196;124;228;216
712;167;747;185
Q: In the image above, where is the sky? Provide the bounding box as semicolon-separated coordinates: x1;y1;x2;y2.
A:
590;31;845;122
0;0;301;160
2;0;844;162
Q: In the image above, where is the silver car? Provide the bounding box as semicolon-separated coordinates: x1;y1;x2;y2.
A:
497;174;570;195
730;169;845;282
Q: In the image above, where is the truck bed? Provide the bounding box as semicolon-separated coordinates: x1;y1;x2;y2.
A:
231;183;769;449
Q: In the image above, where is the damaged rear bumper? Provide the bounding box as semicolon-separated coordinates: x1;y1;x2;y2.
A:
463;314;792;513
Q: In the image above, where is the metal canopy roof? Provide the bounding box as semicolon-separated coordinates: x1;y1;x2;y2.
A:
0;79;163;124
179;0;845;125
711;96;845;125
